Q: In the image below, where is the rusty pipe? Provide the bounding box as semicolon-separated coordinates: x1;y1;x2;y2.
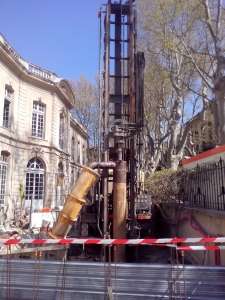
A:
113;160;127;262
87;161;116;169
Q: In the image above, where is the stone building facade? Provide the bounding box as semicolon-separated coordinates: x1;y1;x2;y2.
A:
0;33;88;222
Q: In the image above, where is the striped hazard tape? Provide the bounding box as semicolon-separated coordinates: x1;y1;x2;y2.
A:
177;246;225;251
0;237;225;245
150;244;225;251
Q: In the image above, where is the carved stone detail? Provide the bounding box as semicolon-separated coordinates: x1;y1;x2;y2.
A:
60;107;66;118
31;146;44;156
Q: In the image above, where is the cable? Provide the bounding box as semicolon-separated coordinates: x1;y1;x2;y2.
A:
154;204;217;238
97;4;103;238
176;205;184;237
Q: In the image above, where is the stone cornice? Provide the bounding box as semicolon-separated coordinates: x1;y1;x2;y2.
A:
0;33;74;109
70;115;88;139
0;131;71;157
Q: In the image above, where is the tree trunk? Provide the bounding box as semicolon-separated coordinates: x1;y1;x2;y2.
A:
213;76;225;145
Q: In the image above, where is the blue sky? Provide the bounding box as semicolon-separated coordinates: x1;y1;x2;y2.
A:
0;0;105;82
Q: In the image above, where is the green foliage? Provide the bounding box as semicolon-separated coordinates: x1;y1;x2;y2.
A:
19;184;25;209
19;184;25;200
145;168;185;203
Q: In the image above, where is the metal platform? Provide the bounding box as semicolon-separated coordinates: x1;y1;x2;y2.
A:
0;260;224;299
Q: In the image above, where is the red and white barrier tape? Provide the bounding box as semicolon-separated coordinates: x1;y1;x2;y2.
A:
149;244;225;251
177;246;225;251
0;237;225;245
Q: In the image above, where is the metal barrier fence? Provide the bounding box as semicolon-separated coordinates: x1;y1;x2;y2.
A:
183;158;225;211
156;158;225;211
0;259;224;300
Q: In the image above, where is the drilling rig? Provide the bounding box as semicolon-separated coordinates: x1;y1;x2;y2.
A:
99;0;149;261
48;0;151;262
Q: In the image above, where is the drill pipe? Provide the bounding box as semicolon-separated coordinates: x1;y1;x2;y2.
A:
113;160;127;262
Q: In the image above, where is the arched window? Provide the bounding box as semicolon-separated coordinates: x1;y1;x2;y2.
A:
27;158;44;170
25;158;45;210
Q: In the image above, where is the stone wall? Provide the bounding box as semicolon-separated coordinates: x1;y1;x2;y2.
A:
0;35;88;222
161;203;225;266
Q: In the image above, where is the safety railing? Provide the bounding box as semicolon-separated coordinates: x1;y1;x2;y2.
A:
153;158;225;211
183;158;225;211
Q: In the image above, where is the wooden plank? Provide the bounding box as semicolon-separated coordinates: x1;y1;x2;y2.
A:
107;287;114;300
0;244;65;255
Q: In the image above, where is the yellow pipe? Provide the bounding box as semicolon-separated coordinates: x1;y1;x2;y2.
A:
48;214;74;239
48;166;99;239
71;167;99;198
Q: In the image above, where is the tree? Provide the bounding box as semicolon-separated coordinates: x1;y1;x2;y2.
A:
174;0;225;145
70;75;99;161
138;0;215;171
141;53;173;172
